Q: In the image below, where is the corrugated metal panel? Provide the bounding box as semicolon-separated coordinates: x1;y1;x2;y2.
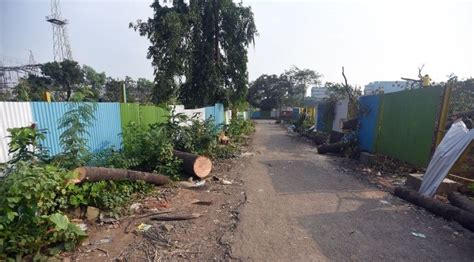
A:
31;102;68;156
120;103;140;129
375;87;443;167
317;103;333;132
292;108;300;120
0;102;35;163
205;106;216;120
224;110;232;125
332;99;349;132
250;111;260;119
32;102;123;156
140;105;168;127
88;103;122;152
358;95;381;152
214;103;225;126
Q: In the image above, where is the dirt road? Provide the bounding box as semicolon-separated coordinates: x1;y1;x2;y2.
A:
231;120;474;261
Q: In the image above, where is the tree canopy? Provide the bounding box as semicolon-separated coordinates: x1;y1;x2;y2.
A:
8;60;153;103
130;0;257;109
248;67;322;110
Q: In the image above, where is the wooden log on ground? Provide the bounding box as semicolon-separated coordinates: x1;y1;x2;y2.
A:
150;213;202;221
329;131;344;143
394;187;474;231
173;150;212;178
72;167;171;186
448;192;474;215
318;142;345;155
342;118;358;130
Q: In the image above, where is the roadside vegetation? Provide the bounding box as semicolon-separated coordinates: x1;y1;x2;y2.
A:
0;102;254;259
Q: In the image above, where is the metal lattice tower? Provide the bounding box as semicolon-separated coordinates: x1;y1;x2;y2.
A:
46;0;73;61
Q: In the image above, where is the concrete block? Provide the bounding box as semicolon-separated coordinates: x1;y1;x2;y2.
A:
406;173;460;195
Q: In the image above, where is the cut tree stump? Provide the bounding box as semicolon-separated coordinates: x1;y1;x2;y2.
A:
173;150;212;178
394;187;474;231
72;167;171;186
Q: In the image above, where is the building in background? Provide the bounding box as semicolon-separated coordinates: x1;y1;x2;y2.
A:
310;86;329;101
364;81;409;95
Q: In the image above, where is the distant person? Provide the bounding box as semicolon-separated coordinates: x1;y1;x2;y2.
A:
419;74;431;87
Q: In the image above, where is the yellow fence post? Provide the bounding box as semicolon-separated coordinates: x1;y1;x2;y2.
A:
435;82;453;146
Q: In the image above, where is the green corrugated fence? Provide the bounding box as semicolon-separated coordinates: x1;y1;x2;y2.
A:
375;87;443;167
120;103;169;129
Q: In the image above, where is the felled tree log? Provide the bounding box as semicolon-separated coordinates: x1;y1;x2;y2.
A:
329;131;345;143
448;192;474;215
394;187;474;231
342;118;358;130
318;142;345;154
173;150;212;178
72;167;171;185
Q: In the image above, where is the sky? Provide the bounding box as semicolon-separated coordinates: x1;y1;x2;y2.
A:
1;0;473;94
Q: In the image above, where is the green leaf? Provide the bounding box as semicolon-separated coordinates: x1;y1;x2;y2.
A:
67;223;87;237
6;211;17;221
49;213;69;231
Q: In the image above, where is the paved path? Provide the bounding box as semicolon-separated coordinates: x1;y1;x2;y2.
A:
231;120;474;261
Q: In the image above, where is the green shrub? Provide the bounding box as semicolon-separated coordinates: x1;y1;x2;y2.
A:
0;162;86;259
6;125;49;165
175;118;220;156
227;117;255;142
122;122;182;179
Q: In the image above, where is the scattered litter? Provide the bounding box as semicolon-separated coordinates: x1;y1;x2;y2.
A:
376;171;382;176
162;224;174;232
411;232;426;238
99;214;119;224
195;180;206;186
287;124;295;133
221;179;233;185
240;152;255;157
379;200;390;205
137;223;152;232
179;180;206;188
76;223;88;231
130;203;142;211
92;236;112;245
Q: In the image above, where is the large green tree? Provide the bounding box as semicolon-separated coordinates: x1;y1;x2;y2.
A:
248;67;322;110
41;60;84;101
131;0;257;108
82;65;106;99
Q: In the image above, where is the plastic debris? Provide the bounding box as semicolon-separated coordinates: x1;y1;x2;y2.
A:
137;223;152;232
411;232;426;238
379;200;390;205
76;223;88;231
221;179;232;185
130;203;142;211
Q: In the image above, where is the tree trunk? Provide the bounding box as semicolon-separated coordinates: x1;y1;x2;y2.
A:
72;167;171;186
448;192;474;215
173;150;213;178
394;187;474;231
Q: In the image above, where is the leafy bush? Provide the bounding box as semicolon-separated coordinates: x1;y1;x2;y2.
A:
175;118;220;156
56;100;97;170
0;162;86;259
227;117;255;142
6;125;49;165
122;122;182;179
